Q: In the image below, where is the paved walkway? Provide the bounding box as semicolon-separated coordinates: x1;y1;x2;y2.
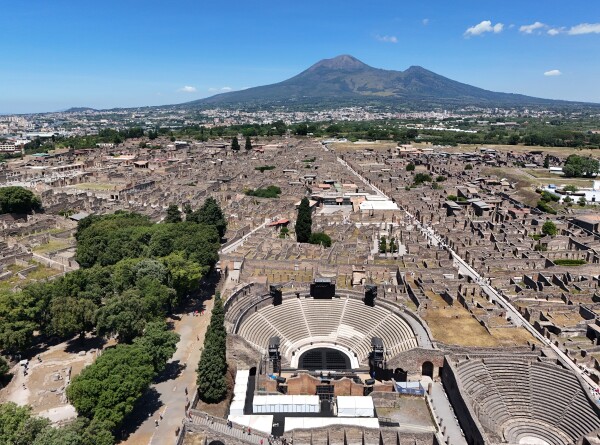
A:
120;295;215;445
429;382;467;445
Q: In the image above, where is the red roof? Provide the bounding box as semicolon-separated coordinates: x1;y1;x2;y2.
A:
267;218;290;226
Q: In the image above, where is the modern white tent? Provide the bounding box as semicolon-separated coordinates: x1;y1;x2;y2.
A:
336;396;374;417
252;395;320;414
227;415;273;435
284;417;380;432
229;399;245;416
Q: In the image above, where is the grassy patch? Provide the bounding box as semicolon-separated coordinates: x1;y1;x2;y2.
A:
553;259;587;266
32;239;72;253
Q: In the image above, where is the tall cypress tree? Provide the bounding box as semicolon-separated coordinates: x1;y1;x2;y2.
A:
245;136;252;151
231;137;240;151
197;295;227;403
295;197;312;243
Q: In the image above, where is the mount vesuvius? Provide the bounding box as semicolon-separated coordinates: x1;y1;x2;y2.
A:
182;55;584;109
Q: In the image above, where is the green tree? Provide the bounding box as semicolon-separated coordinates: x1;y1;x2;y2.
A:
464;163;473;170
161;252;206;301
245;136;252;151
0;403;50;445
578;196;586;206
197;296;227;403
563;185;578;193
133;322;179;373
379;236;387;253
0;186;42;214
188;197;227;239
231;137;240;151
406;163;415;172
0;356;9;385
95;290;147;343
165;204;182;223
563;155;600;178
543;154;550;169
541;221;558;237
66;344;155;431
309;232;332;247
389;237;396;253
295;197;312;243
49;296;97;340
413;173;432;185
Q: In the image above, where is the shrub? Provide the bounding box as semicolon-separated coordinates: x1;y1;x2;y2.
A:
413;173;432;185
541;221;557;237
536;200;557;214
464;163;473;170
309;232;332;247
553;259;586;266
255;165;275;172
245;185;281;198
447;195;458;202
406;163;415;172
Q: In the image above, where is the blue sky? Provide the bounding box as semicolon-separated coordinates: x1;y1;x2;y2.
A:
1;0;599;113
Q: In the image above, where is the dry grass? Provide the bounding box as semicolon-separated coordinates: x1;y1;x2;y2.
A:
330;141;397;152
423;305;499;347
437;143;600;158
488;328;536;346
71;182;115;191
423;294;497;346
32;239;73;253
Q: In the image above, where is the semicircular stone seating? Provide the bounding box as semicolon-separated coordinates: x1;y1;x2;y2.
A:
236;296;418;363
455;358;600;444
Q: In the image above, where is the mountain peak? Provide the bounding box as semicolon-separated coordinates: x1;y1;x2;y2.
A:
308;55;370;71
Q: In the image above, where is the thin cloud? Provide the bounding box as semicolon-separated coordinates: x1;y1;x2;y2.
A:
544;69;562;77
422;18;429;26
568;23;600;35
464;20;504;37
208;87;234;93
178;86;197;93
375;34;398;43
519;22;546;34
547;28;563;36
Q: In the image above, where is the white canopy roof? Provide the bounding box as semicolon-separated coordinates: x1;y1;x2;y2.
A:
227;415;273;434
285;417;379;432
336;396;374;417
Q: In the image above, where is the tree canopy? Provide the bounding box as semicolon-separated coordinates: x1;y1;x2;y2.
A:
0;186;42;214
562;155;599;178
295;197;312;243
67;322;177;433
542;220;558;237
164;204;182;223
196;295;227;403
309;232;332;247
186;197;227;239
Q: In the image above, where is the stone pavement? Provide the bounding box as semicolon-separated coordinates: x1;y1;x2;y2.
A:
120;295;215;445
428;382;467;445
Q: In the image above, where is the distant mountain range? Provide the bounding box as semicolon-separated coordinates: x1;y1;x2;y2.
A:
181;55;589;110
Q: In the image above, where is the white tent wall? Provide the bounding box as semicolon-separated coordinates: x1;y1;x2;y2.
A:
336;396;374;417
284;417;380;432
252;394;320;414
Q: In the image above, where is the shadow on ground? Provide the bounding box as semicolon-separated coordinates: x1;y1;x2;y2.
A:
154;360;185;384
65;335;107;354
117;387;163;442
